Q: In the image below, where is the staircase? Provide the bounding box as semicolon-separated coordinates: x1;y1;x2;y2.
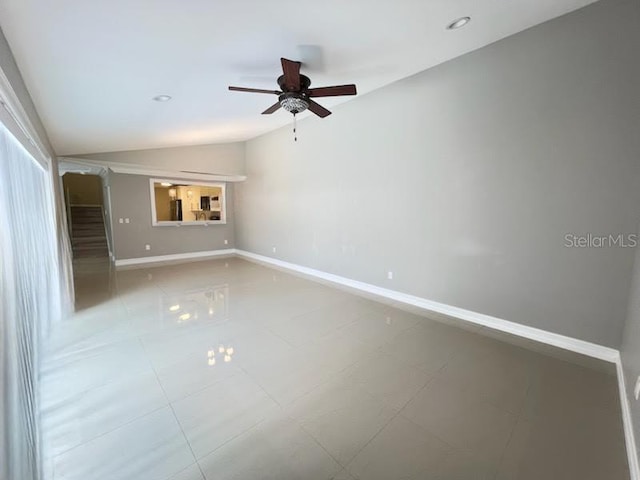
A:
69;206;109;258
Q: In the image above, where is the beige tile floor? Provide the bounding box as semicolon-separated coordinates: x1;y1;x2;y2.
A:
40;257;630;480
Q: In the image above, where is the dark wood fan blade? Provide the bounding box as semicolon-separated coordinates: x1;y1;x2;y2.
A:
229;86;280;94
307;84;357;97
262;102;282;114
280;58;301;91
307;99;332;118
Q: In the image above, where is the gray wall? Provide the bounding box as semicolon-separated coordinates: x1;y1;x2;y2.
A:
109;173;235;260
77;141;246;260
236;0;640;348
77;142;245;176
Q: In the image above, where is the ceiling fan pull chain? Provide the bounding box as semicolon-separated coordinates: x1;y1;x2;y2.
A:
293;113;297;142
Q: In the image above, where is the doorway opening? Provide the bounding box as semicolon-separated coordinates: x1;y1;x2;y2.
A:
62;173;109;259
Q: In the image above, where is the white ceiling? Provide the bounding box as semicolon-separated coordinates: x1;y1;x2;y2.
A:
0;0;597;155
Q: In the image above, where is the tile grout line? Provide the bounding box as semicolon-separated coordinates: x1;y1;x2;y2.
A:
46;403;170;461
49;260;357;473
167;402;208;480
194;416;272;465
228;304;435;475
127;267;372;412
142;320;291;474
44;330;441;473
394;355;529;479
234;359;354;470
236;364;285;410
236;364;349;471
256;295;364;350
40;300;136;370
41;323;166;460
137;336;207;480
41;287;156;463
298;421;350;472
341;363;448;475
490;381;534;480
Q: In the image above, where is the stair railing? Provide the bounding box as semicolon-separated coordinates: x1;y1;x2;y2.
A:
65;186;73;239
101;206;112;260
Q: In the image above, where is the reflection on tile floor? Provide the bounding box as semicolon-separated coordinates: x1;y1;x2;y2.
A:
40;257;629;480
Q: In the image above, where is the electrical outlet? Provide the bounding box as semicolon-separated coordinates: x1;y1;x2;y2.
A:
224;239;228;245
118;218;123;224
634;376;640;401
125;218;130;224
387;271;393;280
145;244;151;251
272;246;277;253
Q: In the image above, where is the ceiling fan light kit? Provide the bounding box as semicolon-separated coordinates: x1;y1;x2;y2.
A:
279;93;309;114
229;57;357;140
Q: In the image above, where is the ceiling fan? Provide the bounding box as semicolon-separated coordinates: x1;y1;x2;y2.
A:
228;57;357;118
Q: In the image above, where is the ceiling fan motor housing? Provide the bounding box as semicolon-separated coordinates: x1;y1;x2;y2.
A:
277;74;312;92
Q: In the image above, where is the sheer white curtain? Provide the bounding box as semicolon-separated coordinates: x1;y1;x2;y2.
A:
0;122;63;480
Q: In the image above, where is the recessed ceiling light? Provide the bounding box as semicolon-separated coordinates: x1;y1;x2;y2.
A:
161;182;173;187
153;95;172;102
447;16;471;30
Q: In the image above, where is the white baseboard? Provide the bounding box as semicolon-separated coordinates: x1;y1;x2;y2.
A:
115;248;236;267
235;249;638;478
616;357;640;480
235;249;618;362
